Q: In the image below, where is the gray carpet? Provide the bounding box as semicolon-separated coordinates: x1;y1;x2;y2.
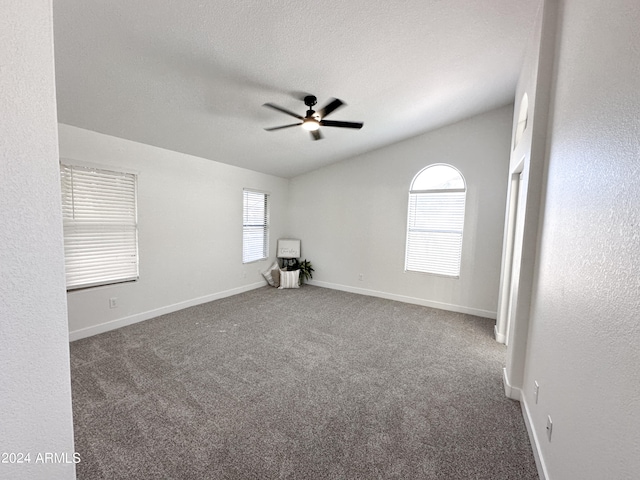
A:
70;285;538;479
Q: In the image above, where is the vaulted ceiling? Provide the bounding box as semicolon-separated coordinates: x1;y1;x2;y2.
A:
53;0;541;178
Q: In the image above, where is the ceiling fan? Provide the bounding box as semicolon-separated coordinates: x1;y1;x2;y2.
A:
263;95;363;141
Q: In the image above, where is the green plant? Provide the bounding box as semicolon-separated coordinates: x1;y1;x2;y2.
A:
298;259;314;285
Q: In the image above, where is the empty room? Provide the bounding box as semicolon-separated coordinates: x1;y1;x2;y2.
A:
1;0;638;479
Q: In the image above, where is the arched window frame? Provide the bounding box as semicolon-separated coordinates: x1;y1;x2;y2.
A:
405;164;466;277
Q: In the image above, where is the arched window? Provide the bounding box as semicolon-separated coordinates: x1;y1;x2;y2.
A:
405;164;466;277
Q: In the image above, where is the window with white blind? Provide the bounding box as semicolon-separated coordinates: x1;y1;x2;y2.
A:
242;189;269;263
405;164;466;277
60;163;139;290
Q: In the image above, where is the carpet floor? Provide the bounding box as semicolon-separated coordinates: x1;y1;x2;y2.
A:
70;285;538;479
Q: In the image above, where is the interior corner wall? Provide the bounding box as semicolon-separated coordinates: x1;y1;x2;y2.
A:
288;106;513;318
0;2;76;479
59;124;289;339
520;0;640;478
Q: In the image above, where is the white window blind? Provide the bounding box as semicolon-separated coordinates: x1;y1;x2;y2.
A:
60;164;139;290
405;165;466;277
243;189;269;263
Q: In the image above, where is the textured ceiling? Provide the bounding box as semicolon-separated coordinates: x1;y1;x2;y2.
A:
53;0;541;178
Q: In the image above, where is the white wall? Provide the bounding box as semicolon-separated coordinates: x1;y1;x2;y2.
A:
288;106;512;318
499;0;556;392
520;0;640;478
0;2;76;479
59;125;289;339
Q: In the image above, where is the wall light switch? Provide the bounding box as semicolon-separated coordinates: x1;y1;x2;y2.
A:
534;381;540;404
109;297;118;309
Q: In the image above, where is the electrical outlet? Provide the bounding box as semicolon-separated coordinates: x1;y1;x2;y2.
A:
358;273;364;281
109;297;118;309
546;415;553;441
534;381;540;404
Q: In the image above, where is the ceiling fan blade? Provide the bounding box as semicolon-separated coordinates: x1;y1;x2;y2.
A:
310;129;323;141
264;123;303;131
317;98;344;119
320;120;363;129
263;103;304;120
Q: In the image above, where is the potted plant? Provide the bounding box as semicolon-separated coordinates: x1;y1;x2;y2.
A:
298;259;314;285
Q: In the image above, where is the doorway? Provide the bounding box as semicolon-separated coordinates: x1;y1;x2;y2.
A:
496;163;524;345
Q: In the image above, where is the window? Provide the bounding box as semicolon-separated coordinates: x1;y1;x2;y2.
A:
405;164;466;277
243;189;269;263
60;163;139;290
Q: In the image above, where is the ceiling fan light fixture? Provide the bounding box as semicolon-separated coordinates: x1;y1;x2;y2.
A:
263;96;362;140
301;118;320;131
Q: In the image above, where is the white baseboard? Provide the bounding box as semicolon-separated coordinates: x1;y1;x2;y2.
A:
502;367;521;400
494;325;507;343
503;367;549;480
69;281;265;341
520;394;550;480
307;280;497;319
